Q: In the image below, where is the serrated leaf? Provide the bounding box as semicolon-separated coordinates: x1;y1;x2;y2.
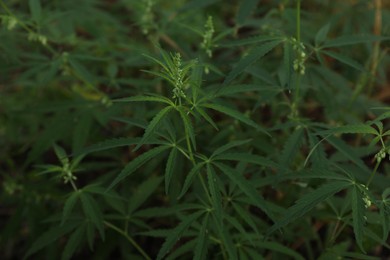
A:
202;103;270;135
61;191;80;225
29;0;41;22
206;164;223;222
134;106;173;151
165;147;177;194
215;163;274;221
72;112;93;154
221;36;283;47
128;176;163;214
212;84;278;98
322;51;365;71
214;215;237;259
211;139;251;158
236;0;260;25
223;40;282;85
79;192;104;239
194;106;218;130
315;23;330;46
107;145;169;191
194;215;209;260
352;185;366;253
280;41;293;89
259;241;305;260
279;127;304;167
178;162;205;199
320;124;378;135
379;202;390;241
77;137;140;156
61;225;85;260
322;35;389;48
113;95;173;106
157;211;203;260
68;57;96;85
232;202;259;236
24;222;79;259
213;152;280;169
177;106;196;151
267;181;351;235
53;143;68;165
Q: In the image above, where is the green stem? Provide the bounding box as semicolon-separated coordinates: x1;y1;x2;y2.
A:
104;221;152;260
366;159;381;187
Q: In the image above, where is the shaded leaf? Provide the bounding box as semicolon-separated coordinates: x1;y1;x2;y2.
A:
352;185;366;253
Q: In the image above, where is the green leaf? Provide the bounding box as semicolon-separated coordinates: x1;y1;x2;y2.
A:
24;222;79;259
29;0;42;22
221;36;283;47
279;127;304;167
134;106;173;151
178;162;206;199
206;164;223;222
223;40;282;85
128;176;163;214
194;106;219;130
61;191;80;225
177;106;196;151
211;139;252;158
322;51;365;71
320;124;378;135
202;103;270;135
315;23;331;46
68;57;96;85
79;192;105;239
267;181;351;235
213;216;237;259
165;147;178;194
258;241;305;260
322;35;389;48
280;41;293;89
194;215;209;260
232;202;259;236
214;152;281;169
157;211;204;260
352;185;366;252
113;95;173;106
77;137;141;156
61;225;85;260
236;0;260;25
215;163;274;221
53;143;68;166
72;112;93;154
107;145;169;191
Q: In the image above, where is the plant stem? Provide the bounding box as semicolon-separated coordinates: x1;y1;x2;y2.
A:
104;221;152;260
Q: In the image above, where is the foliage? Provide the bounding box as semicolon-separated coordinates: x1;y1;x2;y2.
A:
1;0;390;259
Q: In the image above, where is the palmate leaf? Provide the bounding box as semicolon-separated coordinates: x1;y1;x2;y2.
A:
280;41;293;89
177;106;196;151
157;211;204;260
128;176;163;214
61;191;80;225
24;222;80;259
352;185;366;252
134;105;173;151
206;164;223;222
221;35;283;47
258;241;305;260
319;124;378;135
213;152;280;169
113;94;174;106
322;51;365;71
315;23;331;46
77;137;141;156
232;202;259;236
215;163;274;221
322;35;389;48
194;106;219;130
165;147;178;194
79;192;105;239
178;162;206;199
223;40;282;85
236;0;260;25
211;84;277;98
193;215;209;260
211;139;252;158
267;181;352;235
61;224;85;260
107;145;169;191
29;0;42;22
279;127;304;167
202;103;270;136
